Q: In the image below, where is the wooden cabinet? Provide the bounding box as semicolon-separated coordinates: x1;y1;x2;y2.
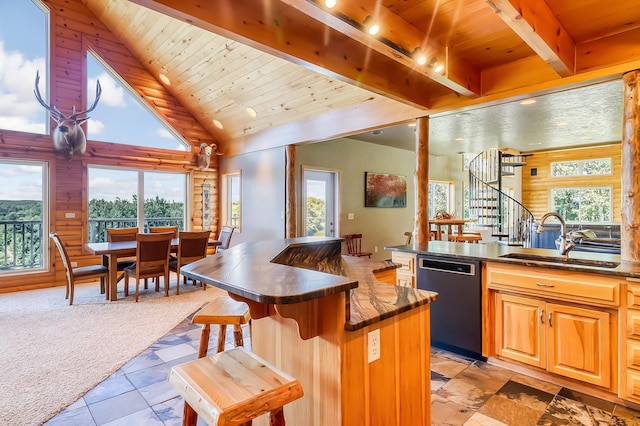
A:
391;252;415;288
489;263;618;390
622;279;640;403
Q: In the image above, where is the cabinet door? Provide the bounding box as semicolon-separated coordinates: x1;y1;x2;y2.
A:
396;271;415;288
495;294;546;368
547;303;611;387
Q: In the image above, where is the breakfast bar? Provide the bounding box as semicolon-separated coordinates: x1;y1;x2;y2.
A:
181;237;437;425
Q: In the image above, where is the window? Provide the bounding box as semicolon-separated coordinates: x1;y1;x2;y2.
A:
222;172;241;230
551;158;612;177
551;187;612;223
0;0;49;134
428;180;454;218
0;160;48;273
85;52;190;151
87;167;186;242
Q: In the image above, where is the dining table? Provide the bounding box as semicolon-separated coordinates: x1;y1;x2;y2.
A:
85;238;221;301
428;218;471;241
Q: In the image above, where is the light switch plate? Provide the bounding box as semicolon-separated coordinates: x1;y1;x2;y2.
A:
65;212;75;218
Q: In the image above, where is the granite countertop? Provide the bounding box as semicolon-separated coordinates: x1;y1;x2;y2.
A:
385;241;640;278
181;237;437;331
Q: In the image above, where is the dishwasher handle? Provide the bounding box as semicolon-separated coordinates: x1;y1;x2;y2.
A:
418;257;476;276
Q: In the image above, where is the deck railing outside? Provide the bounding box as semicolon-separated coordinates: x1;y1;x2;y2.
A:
0;218;183;271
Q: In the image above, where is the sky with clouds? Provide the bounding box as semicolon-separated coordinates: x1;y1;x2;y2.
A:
0;1;187;202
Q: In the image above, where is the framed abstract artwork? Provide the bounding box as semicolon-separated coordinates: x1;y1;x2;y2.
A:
365;172;407;208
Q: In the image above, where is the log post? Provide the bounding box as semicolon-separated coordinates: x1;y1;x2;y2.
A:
415;117;429;243
622;70;640;262
285;144;296;238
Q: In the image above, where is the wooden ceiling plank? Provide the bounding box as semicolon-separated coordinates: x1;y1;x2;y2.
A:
575;28;640;73
128;0;438;109
488;0;575;77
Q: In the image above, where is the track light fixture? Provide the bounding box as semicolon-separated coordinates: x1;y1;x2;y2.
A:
363;16;380;35
429;57;444;74
412;48;427;66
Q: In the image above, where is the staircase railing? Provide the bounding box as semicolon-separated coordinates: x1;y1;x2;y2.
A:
468;150;534;246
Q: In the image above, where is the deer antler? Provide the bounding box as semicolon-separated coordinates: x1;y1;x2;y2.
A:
34;71;64;123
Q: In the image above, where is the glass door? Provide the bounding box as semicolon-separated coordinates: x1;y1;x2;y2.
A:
303;169;338;237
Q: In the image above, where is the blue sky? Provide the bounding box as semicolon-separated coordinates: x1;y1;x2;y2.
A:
0;0;188;202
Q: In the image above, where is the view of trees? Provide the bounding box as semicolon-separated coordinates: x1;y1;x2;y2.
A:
552;187;611;223
88;196;184;219
306;197;326;236
0;200;43;270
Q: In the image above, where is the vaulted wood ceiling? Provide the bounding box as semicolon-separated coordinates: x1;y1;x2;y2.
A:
83;0;640;155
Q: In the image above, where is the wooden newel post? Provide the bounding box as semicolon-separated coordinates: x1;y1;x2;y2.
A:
415;117;429;243
622;70;640;262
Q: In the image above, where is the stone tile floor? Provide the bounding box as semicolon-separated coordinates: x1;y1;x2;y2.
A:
45;312;640;426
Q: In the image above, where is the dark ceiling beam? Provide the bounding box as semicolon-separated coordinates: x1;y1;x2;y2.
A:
281;0;480;97
488;0;575;77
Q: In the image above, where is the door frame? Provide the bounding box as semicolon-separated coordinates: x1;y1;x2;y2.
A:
300;166;340;238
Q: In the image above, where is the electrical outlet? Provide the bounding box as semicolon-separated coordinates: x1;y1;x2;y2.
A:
374;246;378;253
368;329;380;363
70;261;78;267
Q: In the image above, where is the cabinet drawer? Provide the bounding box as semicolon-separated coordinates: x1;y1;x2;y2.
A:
392;252;415;274
626;370;640;403
396;271;415;288
628;340;640;370
628;311;640;339
628;282;640;308
486;263;620;306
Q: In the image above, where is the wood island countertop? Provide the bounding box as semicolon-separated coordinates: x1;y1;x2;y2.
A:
180;237;437;331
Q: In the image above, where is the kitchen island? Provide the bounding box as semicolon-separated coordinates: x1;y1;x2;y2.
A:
181;237;437;425
386;241;640;407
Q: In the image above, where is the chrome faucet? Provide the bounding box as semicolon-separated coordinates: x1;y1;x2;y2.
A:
537;212;575;257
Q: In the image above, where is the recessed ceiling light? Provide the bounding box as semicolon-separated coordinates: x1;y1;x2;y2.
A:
324;0;337;8
407;123;416;127
520;99;536;105
528;142;542;146
158;73;171;86
246;107;257;118
213;119;223;129
581;136;592;140
370;130;383;135
455;137;464;141
556;122;568;126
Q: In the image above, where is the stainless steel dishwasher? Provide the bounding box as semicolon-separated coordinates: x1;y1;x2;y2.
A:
416;255;484;360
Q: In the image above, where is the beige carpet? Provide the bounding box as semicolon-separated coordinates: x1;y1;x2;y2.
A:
0;278;225;426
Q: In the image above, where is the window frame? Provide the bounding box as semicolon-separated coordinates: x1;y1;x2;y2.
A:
87;165;188;242
428;179;455;218
550;185;613;224
0;159;49;276
550;157;612;178
222;170;242;231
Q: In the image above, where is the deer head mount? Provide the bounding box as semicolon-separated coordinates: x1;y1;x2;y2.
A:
197;143;223;170
34;71;102;160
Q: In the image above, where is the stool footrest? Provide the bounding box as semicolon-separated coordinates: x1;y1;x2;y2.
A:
169;347;303;426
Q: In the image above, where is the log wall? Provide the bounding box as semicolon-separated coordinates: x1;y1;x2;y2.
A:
521;144;622;221
0;0;219;293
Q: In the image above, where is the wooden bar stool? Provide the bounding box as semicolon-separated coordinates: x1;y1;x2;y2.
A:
448;234;482;243
192;296;251;358
169;347;304;426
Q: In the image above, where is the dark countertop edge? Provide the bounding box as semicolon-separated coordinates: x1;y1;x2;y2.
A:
385;242;640;278
181;269;359;305
345;288;438;331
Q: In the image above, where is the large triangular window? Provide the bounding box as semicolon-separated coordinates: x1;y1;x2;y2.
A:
0;0;48;134
86;51;189;151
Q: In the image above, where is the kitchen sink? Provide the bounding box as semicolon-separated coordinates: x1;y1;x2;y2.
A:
498;253;620;269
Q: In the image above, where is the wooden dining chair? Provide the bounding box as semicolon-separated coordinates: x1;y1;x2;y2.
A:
123;232;173;302
49;233;109;305
106;227;138;284
149;225;179;237
343;234;372;258
216;225;236;253
169;230;211;293
404;231;413;244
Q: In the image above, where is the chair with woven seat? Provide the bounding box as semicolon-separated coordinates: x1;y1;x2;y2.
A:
216;225;236;253
344;234;372;258
123;232;173;302
169;230;210;294
50;233;109;305
106;227;138;284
